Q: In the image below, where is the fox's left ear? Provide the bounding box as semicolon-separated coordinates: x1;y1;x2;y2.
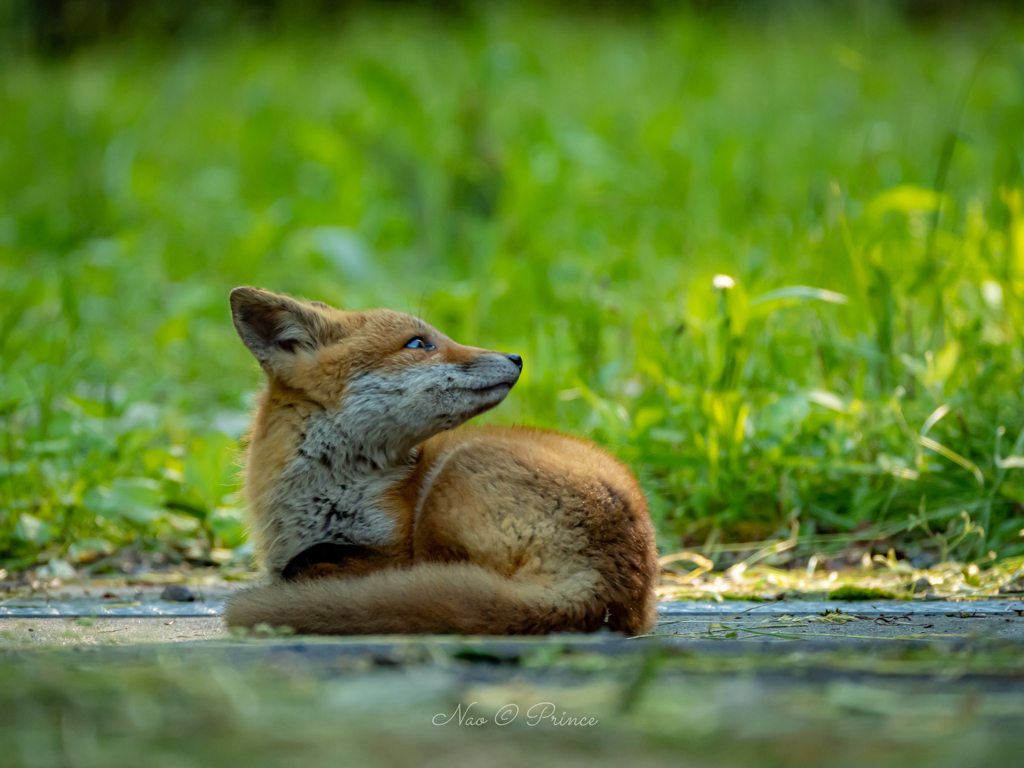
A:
230;287;331;375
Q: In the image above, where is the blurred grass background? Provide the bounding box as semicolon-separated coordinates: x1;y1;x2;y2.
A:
2;0;1024;573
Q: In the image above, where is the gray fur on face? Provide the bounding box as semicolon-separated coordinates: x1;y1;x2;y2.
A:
339;352;521;459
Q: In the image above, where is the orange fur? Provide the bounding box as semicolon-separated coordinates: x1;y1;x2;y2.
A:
225;287;659;636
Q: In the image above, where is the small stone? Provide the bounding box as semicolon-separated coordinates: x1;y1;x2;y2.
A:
910;578;931;594
160;585;195;602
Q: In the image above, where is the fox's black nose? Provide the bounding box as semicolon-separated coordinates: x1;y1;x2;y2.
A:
506;353;523;370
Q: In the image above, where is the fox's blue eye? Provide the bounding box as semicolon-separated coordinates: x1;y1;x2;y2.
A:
405;336;434;351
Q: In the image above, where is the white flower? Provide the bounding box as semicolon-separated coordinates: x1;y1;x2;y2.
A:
712;274;735;290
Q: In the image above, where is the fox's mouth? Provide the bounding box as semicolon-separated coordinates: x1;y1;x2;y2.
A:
472;382;513;395
462;380;514;418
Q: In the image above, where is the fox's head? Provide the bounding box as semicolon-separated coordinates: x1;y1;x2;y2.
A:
230;287;522;460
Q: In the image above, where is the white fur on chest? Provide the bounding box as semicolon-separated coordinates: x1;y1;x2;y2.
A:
263;410;410;574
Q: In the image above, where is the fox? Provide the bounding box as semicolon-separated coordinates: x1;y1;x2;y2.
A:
223;287;659;636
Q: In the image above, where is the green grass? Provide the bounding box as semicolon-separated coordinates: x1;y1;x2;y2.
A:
826;586;899;601
3;4;1024;570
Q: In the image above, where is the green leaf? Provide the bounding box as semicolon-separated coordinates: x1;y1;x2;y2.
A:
750;285;849;314
184;433;240;514
83;478;164;525
209;507;246;549
865;184;949;219
649;428;688;444
13;513;50;546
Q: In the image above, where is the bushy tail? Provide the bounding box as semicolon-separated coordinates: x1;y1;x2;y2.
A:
224;563;624;636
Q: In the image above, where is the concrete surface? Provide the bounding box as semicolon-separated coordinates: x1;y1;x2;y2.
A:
2;602;1022;647
2;580;1022;648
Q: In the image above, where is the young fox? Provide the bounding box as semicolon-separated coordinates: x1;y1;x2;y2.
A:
224;287;659;635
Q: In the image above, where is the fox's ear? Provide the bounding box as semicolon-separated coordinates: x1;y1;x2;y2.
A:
230;287;330;374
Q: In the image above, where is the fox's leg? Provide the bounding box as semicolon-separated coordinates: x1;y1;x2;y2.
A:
412;437;658;635
413;453;587;578
411;450;611;632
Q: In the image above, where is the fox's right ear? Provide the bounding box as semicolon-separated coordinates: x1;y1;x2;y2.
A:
230;287;329;375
